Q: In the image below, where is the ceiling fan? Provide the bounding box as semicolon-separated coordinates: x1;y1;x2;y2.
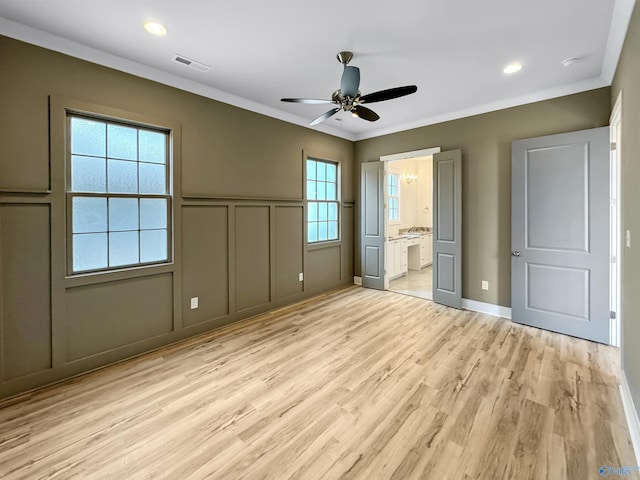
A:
281;51;418;126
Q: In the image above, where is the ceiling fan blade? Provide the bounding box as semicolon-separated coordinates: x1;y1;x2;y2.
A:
341;66;360;98
360;85;418;104
310;107;341;126
281;98;335;104
352;105;380;122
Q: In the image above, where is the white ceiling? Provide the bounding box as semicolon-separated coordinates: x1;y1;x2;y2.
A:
0;1;635;141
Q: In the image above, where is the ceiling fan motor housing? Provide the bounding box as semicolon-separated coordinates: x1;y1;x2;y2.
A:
341;66;360;98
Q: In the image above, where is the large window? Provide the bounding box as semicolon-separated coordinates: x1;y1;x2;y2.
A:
67;114;171;274
388;173;400;223
306;158;339;243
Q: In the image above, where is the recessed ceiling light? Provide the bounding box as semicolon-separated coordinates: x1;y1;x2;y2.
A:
503;62;523;74
144;20;167;36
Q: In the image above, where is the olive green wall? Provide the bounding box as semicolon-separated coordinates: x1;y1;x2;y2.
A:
0;36;354;399
354;88;612;307
612;2;640;418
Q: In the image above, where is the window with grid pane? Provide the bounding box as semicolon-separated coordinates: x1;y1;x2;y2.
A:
388;173;400;223
68;114;171;274
306;158;339;243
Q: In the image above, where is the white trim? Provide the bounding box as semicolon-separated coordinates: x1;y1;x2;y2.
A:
0;17;355;142
380;147;442;163
620;371;640;464
602;0;637;83
461;298;512;319
611;90;623;126
387;170;401;225
610;91;623;348
353;276;362;286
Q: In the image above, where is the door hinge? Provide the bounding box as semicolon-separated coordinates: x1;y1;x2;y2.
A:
611;255;617;264
611;142;617;151
610;310;616;319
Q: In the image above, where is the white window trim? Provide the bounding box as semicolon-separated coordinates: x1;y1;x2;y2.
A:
388;170;401;225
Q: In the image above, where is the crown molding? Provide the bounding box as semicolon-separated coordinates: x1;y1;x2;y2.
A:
602;0;637;83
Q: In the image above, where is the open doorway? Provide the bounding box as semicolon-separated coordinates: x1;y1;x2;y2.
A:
361;148;462;307
381;148;440;301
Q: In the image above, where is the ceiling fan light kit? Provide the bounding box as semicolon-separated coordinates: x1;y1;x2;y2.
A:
281;51;417;126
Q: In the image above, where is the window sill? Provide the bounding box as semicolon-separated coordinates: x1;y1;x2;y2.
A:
64;262;175;289
307;239;341;251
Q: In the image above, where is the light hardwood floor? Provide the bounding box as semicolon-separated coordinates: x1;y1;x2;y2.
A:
0;286;636;480
389;266;433;300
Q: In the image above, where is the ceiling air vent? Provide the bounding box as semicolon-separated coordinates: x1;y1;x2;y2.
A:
173;54;210;72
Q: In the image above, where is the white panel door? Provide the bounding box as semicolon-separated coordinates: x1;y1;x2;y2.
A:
511;127;610;343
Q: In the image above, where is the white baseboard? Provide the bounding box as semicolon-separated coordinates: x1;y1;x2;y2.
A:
461;298;512;319
620;371;640;465
356;279;510;318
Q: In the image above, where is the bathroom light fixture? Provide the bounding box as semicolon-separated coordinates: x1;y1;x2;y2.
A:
503;62;523;74
144;20;168;36
406;174;418;184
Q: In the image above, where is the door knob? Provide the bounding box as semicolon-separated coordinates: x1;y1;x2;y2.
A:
512;251;520;257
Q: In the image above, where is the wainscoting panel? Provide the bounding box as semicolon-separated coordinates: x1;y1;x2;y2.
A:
0;203;52;380
65;274;174;361
274;205;304;300
235;205;271;312
181;205;229;327
307;246;342;291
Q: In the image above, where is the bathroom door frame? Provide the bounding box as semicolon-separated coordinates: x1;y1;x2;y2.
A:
380;147;441;291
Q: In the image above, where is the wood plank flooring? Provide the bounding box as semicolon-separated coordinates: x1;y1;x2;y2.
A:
0;286;636;480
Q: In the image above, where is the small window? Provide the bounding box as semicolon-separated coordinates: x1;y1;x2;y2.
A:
306;158;339;243
388;173;400;223
67;114;171;274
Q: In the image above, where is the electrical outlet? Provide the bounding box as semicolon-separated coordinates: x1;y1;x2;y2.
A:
299;272;304;282
190;297;199;309
481;280;489;291
626;230;631;248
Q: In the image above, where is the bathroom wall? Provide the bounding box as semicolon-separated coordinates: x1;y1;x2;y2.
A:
386;157;433;236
